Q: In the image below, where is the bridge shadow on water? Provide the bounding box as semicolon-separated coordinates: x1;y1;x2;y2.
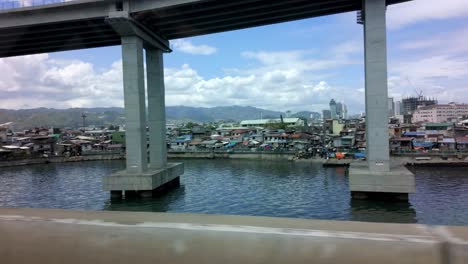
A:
103;185;187;212
349;199;417;224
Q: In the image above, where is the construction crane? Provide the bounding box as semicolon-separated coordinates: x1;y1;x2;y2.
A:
81;113;87;129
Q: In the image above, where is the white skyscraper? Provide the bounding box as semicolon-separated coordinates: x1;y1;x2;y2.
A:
342;103;348;119
394;101;401;116
388;97;394;117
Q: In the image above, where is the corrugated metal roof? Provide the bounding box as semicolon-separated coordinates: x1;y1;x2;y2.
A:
441;138;455;143
240;118;300;125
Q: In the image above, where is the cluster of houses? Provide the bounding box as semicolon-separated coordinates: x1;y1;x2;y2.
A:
168;125;322;153
0;125;124;161
2;115;468;162
389;121;468;153
321;118;468;154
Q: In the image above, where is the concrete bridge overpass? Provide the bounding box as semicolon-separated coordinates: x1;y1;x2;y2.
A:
0;0;409;57
0;0;415;199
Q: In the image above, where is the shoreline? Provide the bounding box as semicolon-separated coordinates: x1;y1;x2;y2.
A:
0;154;124;168
1;152;468;168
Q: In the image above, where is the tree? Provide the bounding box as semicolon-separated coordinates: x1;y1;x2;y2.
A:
185;122;195;129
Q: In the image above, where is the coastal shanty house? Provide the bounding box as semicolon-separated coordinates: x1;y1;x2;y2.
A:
264;132;289;148
29;127;49;136
0;148;12;160
231;129;251;140
200;139;222;149
403;131;425;139
456;137;468;151
30;136;56;155
170;135;192;151
55;142;80;156
439;138;456;151
425;123;452;131
84;130;115;141
0;145;31;159
187;139;203;151
390;137;413;152
248;133;264;143
0;126;8;145
388;126;403;137
340;135;355;149
454;124;468;138
190;126;210;140
289;132;312;150
69;139;94;153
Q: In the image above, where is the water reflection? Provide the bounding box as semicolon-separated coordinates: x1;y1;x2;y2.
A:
349;199;417;223
0;159;467;225
104;185;186;212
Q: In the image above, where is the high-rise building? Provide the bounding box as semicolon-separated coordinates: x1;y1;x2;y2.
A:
336;102;343;119
388;97;394;117
401;96;437;114
394;101;401;116
342;103;348;119
322;110;332;119
329;99;337;119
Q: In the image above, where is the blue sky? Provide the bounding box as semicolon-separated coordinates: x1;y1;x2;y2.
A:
1;0;468;114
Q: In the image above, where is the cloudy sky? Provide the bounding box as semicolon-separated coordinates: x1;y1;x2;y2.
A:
0;0;467;114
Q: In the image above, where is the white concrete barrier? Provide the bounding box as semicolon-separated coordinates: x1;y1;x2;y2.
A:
1;208;465;264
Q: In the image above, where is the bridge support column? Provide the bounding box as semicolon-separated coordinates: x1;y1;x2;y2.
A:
103;35;183;198
349;0;414;200
121;36;148;174
146;48;167;170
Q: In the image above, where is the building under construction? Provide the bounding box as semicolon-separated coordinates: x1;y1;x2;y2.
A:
401;96;437;114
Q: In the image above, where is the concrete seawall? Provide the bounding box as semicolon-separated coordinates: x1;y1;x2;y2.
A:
0;154;124;168
2;153;468;168
168;151;295;160
1;208;467;264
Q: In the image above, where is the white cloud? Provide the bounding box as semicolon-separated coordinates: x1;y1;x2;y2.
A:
0;54;123;109
171;39;217;55
399;27;468;55
387;0;468;29
0;41;364;113
388;55;468;102
163;45;364;112
388;23;468;104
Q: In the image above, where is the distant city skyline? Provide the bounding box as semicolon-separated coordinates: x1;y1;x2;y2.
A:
0;0;467;114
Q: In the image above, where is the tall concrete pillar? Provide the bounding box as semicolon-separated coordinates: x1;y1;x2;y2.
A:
146;48;167;169
348;0;415;200
103;16;184;198
363;0;389;172
121;36;148;174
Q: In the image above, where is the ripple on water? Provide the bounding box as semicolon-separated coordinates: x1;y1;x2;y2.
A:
0;159;467;225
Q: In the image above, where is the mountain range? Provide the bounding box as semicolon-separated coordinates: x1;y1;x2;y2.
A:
0;106;319;130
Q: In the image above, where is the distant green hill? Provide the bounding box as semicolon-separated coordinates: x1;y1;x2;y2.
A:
0;106;285;130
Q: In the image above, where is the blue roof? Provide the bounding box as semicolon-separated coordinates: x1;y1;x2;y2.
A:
175;135;192;143
413;141;433;148
403;132;425;137
354;152;366;158
226;142;237;148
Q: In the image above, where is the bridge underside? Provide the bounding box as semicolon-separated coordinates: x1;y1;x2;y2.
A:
0;0;409;57
0;0;415;199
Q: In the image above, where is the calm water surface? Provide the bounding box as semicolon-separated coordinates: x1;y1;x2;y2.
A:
0;159;467;225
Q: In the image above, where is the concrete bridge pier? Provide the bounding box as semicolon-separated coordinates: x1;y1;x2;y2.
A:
349;0;415;200
103;14;183;198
